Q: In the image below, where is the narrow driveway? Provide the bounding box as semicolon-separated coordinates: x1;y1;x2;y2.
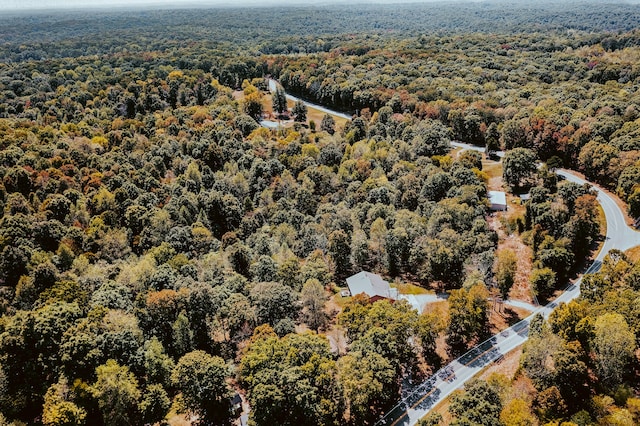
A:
450;141;504;157
503;299;538;312
398;294;445;313
267;79;353;120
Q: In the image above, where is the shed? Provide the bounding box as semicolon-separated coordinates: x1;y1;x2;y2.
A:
488;191;507;211
231;394;242;413
346;271;395;302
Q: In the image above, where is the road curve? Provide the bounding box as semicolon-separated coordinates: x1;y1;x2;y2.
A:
267;79;353;120
375;169;640;426
262;87;640;425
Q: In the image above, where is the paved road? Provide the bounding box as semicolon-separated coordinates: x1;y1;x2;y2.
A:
267;79;353;120
557;170;640;252
264;86;640;424
375;169;640;426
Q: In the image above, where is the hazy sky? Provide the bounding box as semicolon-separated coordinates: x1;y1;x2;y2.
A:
4;0;451;10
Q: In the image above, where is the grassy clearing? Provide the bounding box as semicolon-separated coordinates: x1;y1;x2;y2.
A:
626;245;640;263
235;88;348;133
285;97;349;131
331;293;352;309
393;282;434;295
481;159;502;177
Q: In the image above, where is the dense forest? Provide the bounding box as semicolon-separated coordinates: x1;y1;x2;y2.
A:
0;1;639;425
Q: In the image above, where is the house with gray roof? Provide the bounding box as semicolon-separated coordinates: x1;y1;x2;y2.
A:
488;190;507;211
346;271;397;302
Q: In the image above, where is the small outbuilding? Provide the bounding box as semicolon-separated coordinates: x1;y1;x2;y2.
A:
346;271;397;302
231;394;243;414
488;190;507;211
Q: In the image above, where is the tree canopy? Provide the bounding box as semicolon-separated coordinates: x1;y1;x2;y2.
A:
0;2;639;425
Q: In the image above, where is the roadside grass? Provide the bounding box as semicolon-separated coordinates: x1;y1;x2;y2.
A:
626;245;640;263
235;88;348;133
285;97;349;131
393;282;434;295
481;160;502;182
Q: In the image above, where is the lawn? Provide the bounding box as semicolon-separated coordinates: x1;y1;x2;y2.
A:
393;282;434;295
285;97;349;131
626;245;640;263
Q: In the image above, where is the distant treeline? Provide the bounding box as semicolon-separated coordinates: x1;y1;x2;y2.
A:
2;1;640;60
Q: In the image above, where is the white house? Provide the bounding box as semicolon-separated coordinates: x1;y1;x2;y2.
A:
488;190;507;211
346;271;397;302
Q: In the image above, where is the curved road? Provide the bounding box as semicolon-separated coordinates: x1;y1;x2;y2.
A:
267;79;353;120
265;87;640;425
375;169;640;426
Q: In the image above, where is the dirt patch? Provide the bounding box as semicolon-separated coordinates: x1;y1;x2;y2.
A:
504;235;534;304
168;412;195;426
627;246;640;263
482;159;504;191
231;89;243;100
324;293;348;355
326;326;348;356
488;215;535;304
488;305;531;335
429;398;455;425
478;346;523;382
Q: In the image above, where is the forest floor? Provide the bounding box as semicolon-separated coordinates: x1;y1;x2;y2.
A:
483;155;536;305
487;304;531;335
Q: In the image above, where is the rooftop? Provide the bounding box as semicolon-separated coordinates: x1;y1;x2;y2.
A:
346;271;393;300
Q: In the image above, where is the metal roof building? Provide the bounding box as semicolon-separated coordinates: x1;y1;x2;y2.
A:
488;190;507;211
346;271;397;302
